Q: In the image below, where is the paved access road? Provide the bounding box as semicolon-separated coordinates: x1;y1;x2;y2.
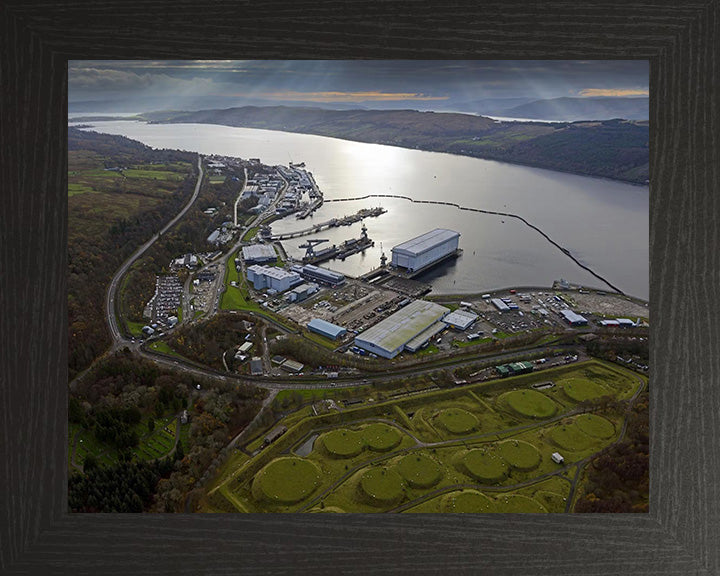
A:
105;155;204;347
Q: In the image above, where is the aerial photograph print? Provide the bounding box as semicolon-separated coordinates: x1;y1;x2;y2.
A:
67;60;649;513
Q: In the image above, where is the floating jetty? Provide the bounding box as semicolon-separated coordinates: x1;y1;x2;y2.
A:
301;223;375;265
270;207;386;240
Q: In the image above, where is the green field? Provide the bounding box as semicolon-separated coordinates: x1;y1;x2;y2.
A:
561;377;609;402
575;414;616;439
360;467;405;505
501;389;558;419
437;408;479;434
459;449;509;482
252;457;321;504
202;360;643;513
397;454;443;488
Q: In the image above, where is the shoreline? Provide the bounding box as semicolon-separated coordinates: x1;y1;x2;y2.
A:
70;116;649;187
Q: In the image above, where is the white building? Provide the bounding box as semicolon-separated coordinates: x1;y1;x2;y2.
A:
443;309;479;330
391;229;460;273
242;244;277;264
354;300;450;359
246;265;301;293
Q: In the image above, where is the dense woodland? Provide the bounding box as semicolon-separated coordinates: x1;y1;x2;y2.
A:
168;312;258;371
68;128;197;379
574;390;649;512
120;163;250;322
144;107;649;183
69;351;266;512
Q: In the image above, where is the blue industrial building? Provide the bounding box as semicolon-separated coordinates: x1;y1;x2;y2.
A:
307;318;347;340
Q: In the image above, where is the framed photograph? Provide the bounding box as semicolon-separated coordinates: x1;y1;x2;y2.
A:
2;0;718;574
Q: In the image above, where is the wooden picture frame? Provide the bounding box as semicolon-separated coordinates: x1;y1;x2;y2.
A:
1;1;718;573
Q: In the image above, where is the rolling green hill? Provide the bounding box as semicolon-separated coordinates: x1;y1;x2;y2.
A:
143;107;649;184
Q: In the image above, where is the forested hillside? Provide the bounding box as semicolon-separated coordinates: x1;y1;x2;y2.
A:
143;107;649;184
68;128;197;379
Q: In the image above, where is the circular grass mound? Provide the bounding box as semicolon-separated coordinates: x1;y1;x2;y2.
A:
360;467;404;506
320;429;365;458
252;457;321;504
442;490;495;513
493;493;547;513
461;449;509;483
575;413;616;439
362;423;402;452
550;424;594;452
397;453;443;488
437;408;479;434
562;378;608;402
501;390;557;419
497;440;541;471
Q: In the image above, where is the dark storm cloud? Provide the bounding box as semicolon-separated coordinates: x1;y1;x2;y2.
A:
68;60;648;106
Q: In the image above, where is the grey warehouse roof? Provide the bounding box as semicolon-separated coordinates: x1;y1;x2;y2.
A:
392;229;460;256
443;309;479;330
355;299;450;354
560;309;587;323
242;244;276;261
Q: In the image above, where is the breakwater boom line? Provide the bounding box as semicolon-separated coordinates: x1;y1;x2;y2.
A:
324;194;625;295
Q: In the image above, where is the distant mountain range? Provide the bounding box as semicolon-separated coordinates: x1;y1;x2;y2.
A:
139;106;649;184
70;95;649;122
480;97;649;121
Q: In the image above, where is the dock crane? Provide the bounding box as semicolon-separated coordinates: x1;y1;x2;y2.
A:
298;238;329;259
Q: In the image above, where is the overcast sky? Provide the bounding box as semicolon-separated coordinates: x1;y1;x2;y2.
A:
69;60;649;111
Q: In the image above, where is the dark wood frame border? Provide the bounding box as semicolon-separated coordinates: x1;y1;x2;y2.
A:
1;1;718;574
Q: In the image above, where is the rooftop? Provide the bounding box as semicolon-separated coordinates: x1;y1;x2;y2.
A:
247;264;299;281
242;244;276;261
307;318;346;338
355;299;450;353
392;229;460;256
560;309;588;323
443;309;479;329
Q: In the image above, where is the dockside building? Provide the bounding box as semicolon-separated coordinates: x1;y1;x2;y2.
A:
391;229;460;273
246;265;301;293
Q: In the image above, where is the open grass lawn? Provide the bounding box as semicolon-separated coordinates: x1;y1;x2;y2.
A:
68;183;97;197
575;413;616;439
148;340;183;358
208;360;643;512
550;423;595;452
125;319;146;337
303;330;339;350
220;285;262;313
242;227;259;242
561;377;609;402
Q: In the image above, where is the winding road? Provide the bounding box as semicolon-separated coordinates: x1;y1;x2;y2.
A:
106;155;204;346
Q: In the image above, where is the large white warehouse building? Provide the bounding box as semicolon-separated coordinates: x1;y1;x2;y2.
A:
354;299;450;359
246;265;301;293
391;229;460;273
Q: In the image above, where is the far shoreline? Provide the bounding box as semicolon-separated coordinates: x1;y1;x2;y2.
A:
68;115;650;187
